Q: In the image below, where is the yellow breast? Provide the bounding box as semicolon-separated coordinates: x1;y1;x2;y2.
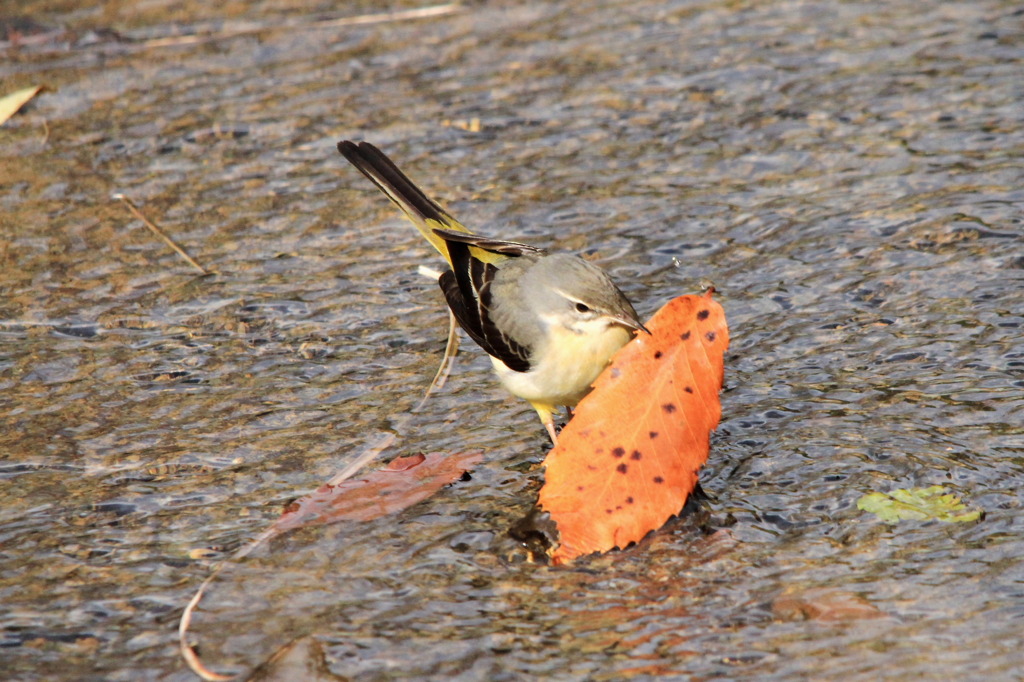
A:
491;322;633;408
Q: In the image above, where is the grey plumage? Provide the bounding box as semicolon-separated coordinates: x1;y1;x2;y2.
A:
436;228;642;374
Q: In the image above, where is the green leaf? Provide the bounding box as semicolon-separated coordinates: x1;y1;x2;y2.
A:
857;485;983;524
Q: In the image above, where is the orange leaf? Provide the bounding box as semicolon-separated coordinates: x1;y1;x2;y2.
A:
272;451;482;533
772;588;887;621
537;291;729;563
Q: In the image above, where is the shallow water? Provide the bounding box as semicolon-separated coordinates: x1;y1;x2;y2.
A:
2;0;1023;679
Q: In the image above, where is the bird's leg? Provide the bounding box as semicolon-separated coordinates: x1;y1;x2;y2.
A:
531;401;559;446
544;418;559;445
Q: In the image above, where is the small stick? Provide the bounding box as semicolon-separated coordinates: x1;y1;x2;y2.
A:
142;4;461;49
113;194;208;274
179;265;464;680
306;3;461;29
179;566;236;681
423;310;459;398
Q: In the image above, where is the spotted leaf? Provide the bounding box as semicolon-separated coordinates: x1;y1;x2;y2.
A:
537;291;729;564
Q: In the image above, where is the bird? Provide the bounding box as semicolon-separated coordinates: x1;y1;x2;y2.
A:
336;140;647;443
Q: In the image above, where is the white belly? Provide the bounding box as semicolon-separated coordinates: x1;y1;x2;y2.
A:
490;323;632;408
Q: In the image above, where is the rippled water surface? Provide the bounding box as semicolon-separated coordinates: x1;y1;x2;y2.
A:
2;0;1022;679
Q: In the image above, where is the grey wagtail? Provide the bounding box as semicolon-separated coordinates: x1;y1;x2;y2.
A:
337;140;648;443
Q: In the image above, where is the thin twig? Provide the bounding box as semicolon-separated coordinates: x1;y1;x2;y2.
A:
179;303;463;680
313;4;460;29
113;194;208;274
324;433;397;488
178;434;399;680
416;266;459;399
179;564;236;681
142;4;461;49
423;310;459;399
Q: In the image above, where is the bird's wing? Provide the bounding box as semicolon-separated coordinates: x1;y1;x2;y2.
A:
438;236;533;372
431;227;543;259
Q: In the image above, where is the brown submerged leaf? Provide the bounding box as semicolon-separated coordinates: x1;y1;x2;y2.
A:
773;588;887;622
271;451;482;534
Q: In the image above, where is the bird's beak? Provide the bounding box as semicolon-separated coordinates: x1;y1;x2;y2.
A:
611;314;651;335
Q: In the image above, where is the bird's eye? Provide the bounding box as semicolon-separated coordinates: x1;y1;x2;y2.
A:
574;302;591;313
